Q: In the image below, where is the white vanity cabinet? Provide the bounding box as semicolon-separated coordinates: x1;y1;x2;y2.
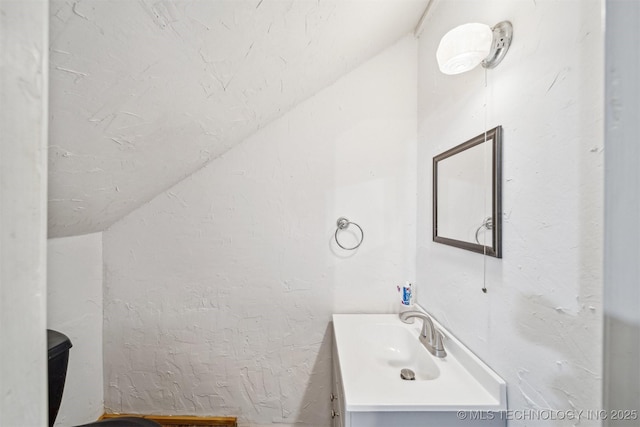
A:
331;343;346;427
331;314;507;427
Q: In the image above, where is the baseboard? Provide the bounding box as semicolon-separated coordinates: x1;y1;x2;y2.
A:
100;413;237;426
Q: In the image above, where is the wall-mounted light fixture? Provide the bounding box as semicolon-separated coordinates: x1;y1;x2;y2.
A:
436;21;513;75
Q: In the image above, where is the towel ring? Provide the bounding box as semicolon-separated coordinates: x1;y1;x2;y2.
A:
334;217;364;250
474;217;493;244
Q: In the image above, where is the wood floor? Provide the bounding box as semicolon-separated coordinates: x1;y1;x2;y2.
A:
100;413;238;427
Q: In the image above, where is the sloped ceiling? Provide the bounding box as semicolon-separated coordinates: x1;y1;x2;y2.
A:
48;0;428;238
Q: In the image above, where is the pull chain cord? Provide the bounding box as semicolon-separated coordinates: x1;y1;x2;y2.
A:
482;68;488;293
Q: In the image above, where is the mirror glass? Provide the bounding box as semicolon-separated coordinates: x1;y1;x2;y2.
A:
433;126;502;258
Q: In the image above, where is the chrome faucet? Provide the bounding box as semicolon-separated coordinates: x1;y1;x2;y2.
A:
399;311;447;358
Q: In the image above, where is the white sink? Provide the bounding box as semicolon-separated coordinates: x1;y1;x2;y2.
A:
359;322;440;381
332;313;507;414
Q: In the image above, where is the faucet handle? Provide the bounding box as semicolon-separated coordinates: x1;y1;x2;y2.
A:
432;329;447;358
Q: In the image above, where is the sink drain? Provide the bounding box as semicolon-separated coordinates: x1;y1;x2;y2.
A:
400;368;415;380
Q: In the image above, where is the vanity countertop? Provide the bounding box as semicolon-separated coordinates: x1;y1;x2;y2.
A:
332;313;507;412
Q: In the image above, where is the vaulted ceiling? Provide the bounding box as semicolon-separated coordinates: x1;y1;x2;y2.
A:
48;0;428;237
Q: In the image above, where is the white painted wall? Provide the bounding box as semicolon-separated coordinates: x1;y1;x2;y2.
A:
0;1;49;426
48;0;428;238
416;0;603;424
603;0;640;422
48;233;104;426
103;36;417;426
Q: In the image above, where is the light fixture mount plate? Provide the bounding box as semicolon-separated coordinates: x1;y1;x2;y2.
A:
481;21;513;69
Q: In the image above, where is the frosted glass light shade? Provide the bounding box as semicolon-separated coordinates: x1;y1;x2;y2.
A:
436;23;493;75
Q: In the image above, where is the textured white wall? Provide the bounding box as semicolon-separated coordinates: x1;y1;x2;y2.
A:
0;1;49;425
603;0;640;421
103;36;417;426
48;233;104;426
48;0;427;238
416;1;603;425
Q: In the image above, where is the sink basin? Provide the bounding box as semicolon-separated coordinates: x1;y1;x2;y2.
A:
333;313;507;413
359;323;440;381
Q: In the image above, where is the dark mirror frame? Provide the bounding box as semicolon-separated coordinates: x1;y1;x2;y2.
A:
432;126;502;258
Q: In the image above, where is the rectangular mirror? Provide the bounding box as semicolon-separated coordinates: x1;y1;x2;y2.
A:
433;126;502;258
